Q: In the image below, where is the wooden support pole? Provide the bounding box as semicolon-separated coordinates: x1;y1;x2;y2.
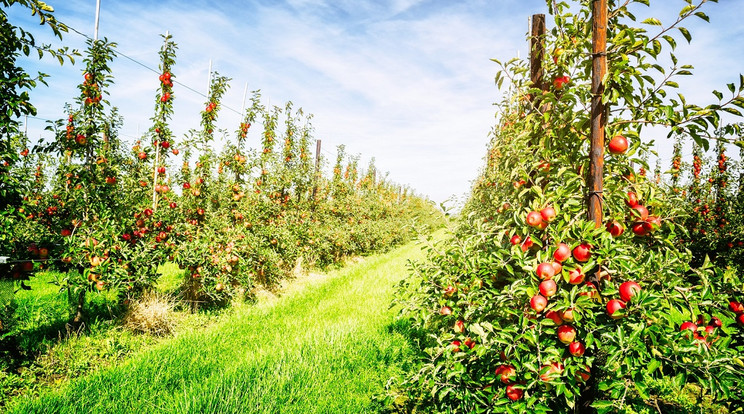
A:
587;0;607;228
529;14;546;94
312;139;321;199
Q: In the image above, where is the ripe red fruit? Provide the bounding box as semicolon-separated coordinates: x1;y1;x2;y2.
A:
632;205;649;221
169;202;177;209
443;285;457;297
631;222;650;237
557;325;576;344
576;365;591;382
551;261;563;275
606;220;624;237
172;148;179;155
183;182;191;189
680;321;698;338
572;243;591;262
626;192;639;207
536;262;556;280
61;229;72;237
607;299;626;319
138;151;147;160
464;337;475;349
495;365;516;384
545;310;563;325
619;281;641;303
440;306;452;315
20;148;29;157
730;301;744;314
568;268;585;284
539;279;557;297
510;234;522;245
608;135;629;154
451;340;461;352
553;75;570;90
454;320;465;333
646;216;661;230
554;243;571;262
540;206;556;222
709;316;722;328
157;166;166;174
526;211;544;227
569;341;585;357
737;314;744;326
160;140;170;149
561;308;575;322
530;295;548;313
521;236;534;252
540;362;564;381
506;384;523;401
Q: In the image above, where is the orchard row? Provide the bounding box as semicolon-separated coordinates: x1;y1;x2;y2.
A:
1;33;443;323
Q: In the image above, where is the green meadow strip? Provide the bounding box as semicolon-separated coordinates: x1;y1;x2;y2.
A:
8;234;436;414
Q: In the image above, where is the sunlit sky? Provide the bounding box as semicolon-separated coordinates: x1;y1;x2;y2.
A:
7;0;744;206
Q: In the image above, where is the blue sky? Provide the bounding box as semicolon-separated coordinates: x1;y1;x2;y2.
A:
8;0;744;205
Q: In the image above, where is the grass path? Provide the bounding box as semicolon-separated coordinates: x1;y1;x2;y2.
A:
7;234;434;414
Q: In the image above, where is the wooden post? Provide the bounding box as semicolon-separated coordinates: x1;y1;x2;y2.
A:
587;0;607;228
529;14;546;94
312;139;321;199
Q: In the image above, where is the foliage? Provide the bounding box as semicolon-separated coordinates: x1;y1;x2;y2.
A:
394;1;744;412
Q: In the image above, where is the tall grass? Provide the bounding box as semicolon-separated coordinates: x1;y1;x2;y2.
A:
7;234;435;413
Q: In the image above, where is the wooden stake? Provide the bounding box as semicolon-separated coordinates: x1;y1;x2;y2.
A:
529;14;546;94
312;139;321;199
587;0;607;228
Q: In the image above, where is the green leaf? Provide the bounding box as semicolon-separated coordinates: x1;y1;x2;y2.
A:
712;90;723;101
694;11;710;22
642;17;662;26
727;83;736;94
679;27;692;43
722;107;742;117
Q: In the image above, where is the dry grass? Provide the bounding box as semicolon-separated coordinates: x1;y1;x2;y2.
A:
123;292;175;336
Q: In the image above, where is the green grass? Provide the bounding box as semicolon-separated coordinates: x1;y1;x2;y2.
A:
6;233;435;413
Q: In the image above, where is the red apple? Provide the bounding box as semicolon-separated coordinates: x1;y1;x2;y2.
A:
440;306;452;315
540;362;564;381
730;301;744;314
545;310;563;325
631;222;650;237
569;341;585;357
526;211;543;227
557;325;576;344
576;365;591;382
572;243;591;262
606;220;624;237
454;320;465;333
607;299;626;319
521;236;534;252
554;243;571;262
626;192;639;207
551;261;563;275
444;285;457;297
608;135;629;154
680;321;698;338
506;384;523;401
553;75;570;90
540;206;556;222
568;267;585;285
510;234;522;245
631;205;649;221
709;316;723;328
495;365;516;384
530;295;548;313
561;307;575;322
536;262;556;280
619;281;641;303
539;279;557;297
737;314;744;326
138;151;147;160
